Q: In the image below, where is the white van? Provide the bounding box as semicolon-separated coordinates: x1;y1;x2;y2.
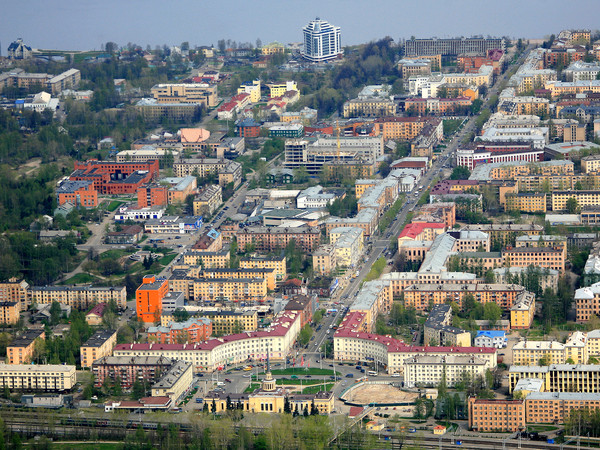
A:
216;381;225;387
367;370;378;377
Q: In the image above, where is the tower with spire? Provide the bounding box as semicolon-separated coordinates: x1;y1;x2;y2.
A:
261;345;276;392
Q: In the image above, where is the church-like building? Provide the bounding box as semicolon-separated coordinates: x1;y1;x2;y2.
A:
203;363;334;415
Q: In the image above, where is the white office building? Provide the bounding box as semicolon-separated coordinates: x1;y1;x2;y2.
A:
302;18;342;63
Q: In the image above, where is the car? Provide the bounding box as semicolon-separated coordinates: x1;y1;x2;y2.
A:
306;375;312;378
196;373;204;377
225;378;232;383
345;373;354;378
391;373;401;377
242;374;251;378
291;375;298;379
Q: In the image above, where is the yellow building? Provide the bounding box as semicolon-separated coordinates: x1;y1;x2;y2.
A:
238;80;261;103
505;193;546;213
343;98;396;118
240;256;287;283
161;309;258;334
482;161;574;180
355;180;379;199
510;292;536;329
312;244;337;276
502;96;550;116
0;278;29;311
582;155;600;174
510;364;600;394
182;250;230;269
29;286;127;310
7;330;45;365
203;369;334;414
552;191;600;212
197;268;276;291
193;185;222;216
80;330;118;369
193;278;267;303
261;42;285;56
461;224;543;247
330;227;364;268
512;332;588;366
0;364;76;391
267;81;298;98
150;360;193;402
0;302;19;325
545;80;600;98
151;83;217;107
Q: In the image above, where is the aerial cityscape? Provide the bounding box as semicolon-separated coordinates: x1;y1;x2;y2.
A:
3;11;600;450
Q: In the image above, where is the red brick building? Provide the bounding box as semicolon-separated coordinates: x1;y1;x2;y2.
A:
137;183;168;208
56;180;98;208
544;46;587;68
283;295;315;328
92;355;173;389
235;119;261;138
70;160;159;195
147;317;212;344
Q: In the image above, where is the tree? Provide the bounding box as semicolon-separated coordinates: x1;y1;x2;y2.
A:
566;197;580;214
283;396;291;413
483;303;502;325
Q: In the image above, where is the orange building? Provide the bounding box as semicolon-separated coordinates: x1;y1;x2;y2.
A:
503;246;565;273
137;183;168;208
7;330;45;365
56;180;98;208
147;317;212;344
136;275;169;323
373;117;434;141
468;397;525;432
0;302;20;325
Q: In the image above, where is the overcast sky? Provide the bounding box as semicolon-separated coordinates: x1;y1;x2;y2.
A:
1;0;599;52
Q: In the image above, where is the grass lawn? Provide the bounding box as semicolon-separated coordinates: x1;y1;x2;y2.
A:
100;249;134;260
52;443;121;449
244;383;260;393
107;200;125;212
301;383;334;394
260;368;338;376
276;378;331;386
60;273;100;285
158;253;177;265
527;425;558;432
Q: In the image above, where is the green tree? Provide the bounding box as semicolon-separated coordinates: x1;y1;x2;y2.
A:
298;324;313;347
566;197;580;214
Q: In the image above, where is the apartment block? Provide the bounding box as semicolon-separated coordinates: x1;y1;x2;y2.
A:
148;317;212;344
468;397;525;432
0;302;20;325
197;267;276;291
503;246;565;273
0;279;29;311
235;226;320;253
526;392;600;425
373;117;441;141
239;256;287;283
29;286;127;310
312;244;337;276
137;183;168;208
150;360;193;402
510;291;536;329
193;277;268;303
552;191;600;212
193;185;222;216
92;355;173;389
182;250;230;269
461;224;543;247
80;329;118;368
505;193;547;213
136;276;169;323
7;330;45;365
404;355;487;388
0;364;76;392
403;283;525;311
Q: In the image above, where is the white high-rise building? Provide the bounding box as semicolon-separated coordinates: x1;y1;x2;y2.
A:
301;18;341;63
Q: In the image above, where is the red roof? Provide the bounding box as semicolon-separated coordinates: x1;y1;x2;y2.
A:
115;311;301;352
399;222;445;239
349;406;364;417
87;303;107;317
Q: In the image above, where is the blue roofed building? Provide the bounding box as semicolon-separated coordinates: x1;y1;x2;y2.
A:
474;330;507;348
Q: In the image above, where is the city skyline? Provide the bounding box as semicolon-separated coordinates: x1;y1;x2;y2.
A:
1;0;599;53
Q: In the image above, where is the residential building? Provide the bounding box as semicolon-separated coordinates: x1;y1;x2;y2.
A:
236;226;320;253
92;356;173;390
460;224;543;247
105;225;143;245
7;330;45;365
7;39;32;59
116;147;179;164
468;397;525;432
301;18;342;62
29;286;127;310
503;246;565;273
80;330;117;369
193;277;268;303
0;364;76;392
474;331;507;348
160;310;258;335
150;360;193;402
0;302;19;325
237;81;261;103
85;303;107;326
137;183;168;208
312;244;337;276
552;191;600;212
134;98;202;121
239;256;287;283
193;185;222;216
526;392;600;425
136;276;169;323
404;355;488;388
267;81;298;98
343;98;396;118
510;291;536;329
114;311;301;372
0;279;29;311
423;305;471;347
